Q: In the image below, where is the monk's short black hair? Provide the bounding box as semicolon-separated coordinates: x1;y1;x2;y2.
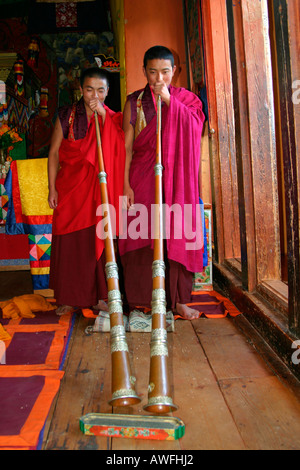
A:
143;46;174;68
80;67;109;88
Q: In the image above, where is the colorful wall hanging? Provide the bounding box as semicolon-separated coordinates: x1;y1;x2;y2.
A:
7;95;29;133
0;178;9;224
14;60;25;98
4;158;53;289
28;233;52;290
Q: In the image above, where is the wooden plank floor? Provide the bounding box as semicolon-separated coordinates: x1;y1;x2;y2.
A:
42;312;300;451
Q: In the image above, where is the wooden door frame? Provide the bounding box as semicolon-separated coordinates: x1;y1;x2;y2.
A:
270;0;300;335
199;0;300;373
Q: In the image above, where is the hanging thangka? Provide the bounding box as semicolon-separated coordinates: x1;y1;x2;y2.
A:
184;0;205;88
28;0;110;33
55;1;78;28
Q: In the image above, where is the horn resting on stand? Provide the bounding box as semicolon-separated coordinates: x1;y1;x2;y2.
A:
143;96;178;414
94;111;141;407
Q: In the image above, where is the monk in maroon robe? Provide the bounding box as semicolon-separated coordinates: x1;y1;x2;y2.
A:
118;46;205;319
48;67;125;314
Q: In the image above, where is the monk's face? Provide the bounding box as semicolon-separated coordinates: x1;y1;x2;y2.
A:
143;58;176;88
80;76;109;110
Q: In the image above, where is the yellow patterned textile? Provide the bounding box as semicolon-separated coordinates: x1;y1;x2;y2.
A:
16;158;53;217
134;90;147;139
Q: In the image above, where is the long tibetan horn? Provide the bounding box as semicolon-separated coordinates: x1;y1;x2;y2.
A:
94;110;140;407
143;97;178;414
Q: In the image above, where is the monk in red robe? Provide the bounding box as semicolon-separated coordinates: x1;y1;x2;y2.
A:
48;67;125;314
118;46;205;320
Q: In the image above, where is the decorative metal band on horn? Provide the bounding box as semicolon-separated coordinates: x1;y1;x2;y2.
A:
110;325;129;353
154;163;163;176
152;288;166;303
151;301;167;315
151;287;167;315
152;259;165;278
110;324;126;339
108;289;122;302
108;302;123;314
107;289;123;314
110;341;129;353
105;261;119;280
151;328;167;341
150;328;168;357
111;387;138;401
146;396;175;406
98;171;107;184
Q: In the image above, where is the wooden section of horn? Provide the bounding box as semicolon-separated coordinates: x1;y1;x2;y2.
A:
94;112;140;407
143;97;178;414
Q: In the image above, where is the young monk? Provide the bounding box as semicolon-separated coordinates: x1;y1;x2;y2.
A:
118;46;205;320
48;67;125;315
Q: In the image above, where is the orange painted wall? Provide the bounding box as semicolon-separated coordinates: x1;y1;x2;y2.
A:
123;0;188;95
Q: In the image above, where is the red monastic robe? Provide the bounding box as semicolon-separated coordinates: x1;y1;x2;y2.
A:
52;107;125;260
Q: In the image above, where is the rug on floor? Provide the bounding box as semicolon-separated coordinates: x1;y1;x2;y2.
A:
0;306;75;450
82;290;242;332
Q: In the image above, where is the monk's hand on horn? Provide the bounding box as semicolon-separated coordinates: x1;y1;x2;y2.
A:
90;98;106;123
152;81;171;107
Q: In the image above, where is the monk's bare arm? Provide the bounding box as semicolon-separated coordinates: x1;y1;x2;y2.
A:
48;117;63;209
122;99;135;209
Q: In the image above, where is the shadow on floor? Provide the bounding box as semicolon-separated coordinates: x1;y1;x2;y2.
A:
0;270;33;301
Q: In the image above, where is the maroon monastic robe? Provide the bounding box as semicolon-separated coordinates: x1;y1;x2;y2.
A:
118;84;205;273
